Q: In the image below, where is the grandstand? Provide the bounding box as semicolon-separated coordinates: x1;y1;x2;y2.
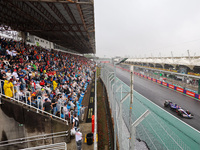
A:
125;57;200;94
0;0;96;149
126;56;200;74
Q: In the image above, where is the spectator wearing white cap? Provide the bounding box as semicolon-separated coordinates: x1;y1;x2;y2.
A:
75;128;82;150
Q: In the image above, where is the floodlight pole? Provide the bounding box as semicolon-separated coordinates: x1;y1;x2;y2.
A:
129;65;134;150
113;60;117;150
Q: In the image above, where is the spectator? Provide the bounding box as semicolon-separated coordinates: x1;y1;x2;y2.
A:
17;89;25;101
72;114;79;131
53;78;58;90
51;94;57;115
75;128;82;150
79;105;87;121
4;78;14;98
0;38;96;119
43;98;52;113
63;102;69;119
5;69;12;80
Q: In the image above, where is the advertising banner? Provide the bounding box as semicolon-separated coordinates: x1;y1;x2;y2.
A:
176;87;184;93
169;84;174;89
162;82;167;86
186;91;195;97
157;80;161;84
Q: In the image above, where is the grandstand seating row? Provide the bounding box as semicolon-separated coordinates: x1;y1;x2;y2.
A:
0;38;95;123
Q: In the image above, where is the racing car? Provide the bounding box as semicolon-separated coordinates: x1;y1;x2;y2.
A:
164;100;181;111
164;100;193;119
177;108;193;119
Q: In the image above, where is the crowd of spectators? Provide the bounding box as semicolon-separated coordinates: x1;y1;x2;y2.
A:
0;38;95;121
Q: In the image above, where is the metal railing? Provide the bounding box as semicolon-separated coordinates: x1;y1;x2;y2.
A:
20;142;67;150
0;130;68;148
0;79;69;125
101;64;200;150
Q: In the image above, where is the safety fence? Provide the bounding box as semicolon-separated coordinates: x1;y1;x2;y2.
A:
101;64;200;150
0;79;89;125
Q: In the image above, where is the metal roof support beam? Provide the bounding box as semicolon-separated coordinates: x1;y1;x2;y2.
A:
47;2;84;49
0;2;37;31
26;29;86;32
16;0;93;5
28;1;57;24
76;4;90;40
7;1;44;25
1;0;95;54
62;4;85;38
5;1;49;31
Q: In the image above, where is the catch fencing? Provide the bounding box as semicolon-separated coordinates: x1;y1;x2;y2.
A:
100;64;200;150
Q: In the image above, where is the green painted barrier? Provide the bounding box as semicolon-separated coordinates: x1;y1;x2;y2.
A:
116;78;200;150
101;65;200;150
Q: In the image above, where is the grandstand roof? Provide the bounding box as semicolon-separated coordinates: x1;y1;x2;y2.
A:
126;57;200;68
0;0;95;54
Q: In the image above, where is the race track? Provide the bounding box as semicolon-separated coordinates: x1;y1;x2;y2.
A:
116;67;200;131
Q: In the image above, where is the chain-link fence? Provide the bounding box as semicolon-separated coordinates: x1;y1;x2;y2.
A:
100;64;200;150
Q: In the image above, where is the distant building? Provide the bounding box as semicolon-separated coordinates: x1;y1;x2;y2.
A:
26;34;54;49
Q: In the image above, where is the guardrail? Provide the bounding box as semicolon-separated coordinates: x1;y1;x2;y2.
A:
0;130;68;148
0;79;69;125
101;64;200;150
20;142;67;150
0;79;89;126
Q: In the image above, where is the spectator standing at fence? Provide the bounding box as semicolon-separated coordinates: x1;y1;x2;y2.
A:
4;78;14;98
6;69;12;80
56;94;62;113
20;76;26;91
63;102;69;120
75;128;82;150
51;94;57;115
43;98;52;113
18;89;25;101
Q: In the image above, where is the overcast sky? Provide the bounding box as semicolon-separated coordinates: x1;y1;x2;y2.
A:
94;0;200;58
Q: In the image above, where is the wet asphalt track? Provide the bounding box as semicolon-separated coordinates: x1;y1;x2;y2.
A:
116;67;200;131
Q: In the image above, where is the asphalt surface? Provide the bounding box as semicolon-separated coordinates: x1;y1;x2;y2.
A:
116;67;200;131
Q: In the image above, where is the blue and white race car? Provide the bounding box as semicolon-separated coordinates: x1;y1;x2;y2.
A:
164;100;181;111
164;100;193;119
177;108;193;119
